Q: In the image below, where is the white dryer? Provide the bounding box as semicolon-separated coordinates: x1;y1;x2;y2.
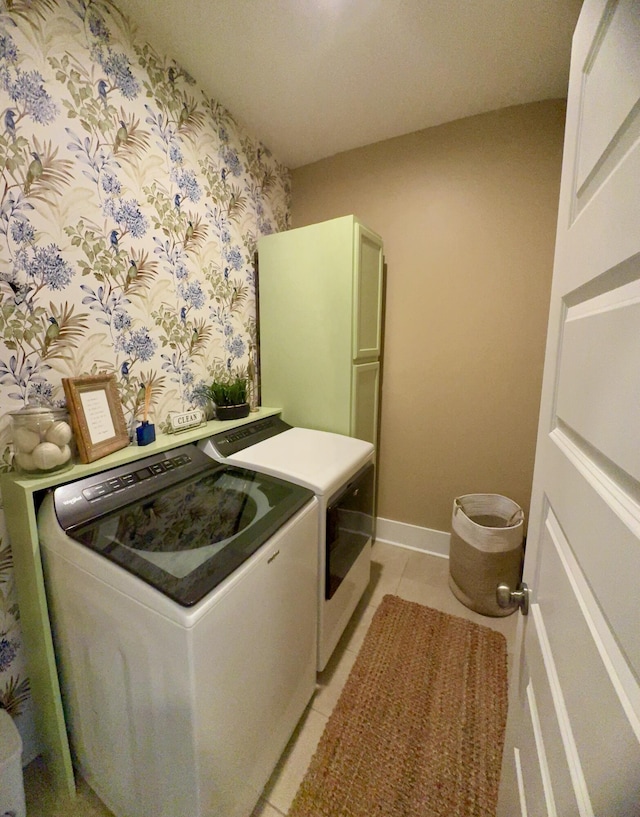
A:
200;416;375;671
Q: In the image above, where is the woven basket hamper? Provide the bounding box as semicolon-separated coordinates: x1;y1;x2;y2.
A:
448;493;524;617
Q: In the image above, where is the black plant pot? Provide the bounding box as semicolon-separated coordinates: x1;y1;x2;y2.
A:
215;402;250;421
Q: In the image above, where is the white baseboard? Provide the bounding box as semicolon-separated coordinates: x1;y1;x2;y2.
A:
375;517;450;558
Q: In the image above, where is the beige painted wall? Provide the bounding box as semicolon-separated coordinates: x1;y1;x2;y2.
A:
291;100;566;533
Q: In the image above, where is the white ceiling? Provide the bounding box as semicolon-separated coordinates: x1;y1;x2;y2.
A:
114;0;583;169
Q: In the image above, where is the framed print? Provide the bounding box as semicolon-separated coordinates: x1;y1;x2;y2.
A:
62;374;129;463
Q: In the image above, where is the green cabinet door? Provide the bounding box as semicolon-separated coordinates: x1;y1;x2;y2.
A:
258;215;384;442
351;361;380;445
353;222;384;362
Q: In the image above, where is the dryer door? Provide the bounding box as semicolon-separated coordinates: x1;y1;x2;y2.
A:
325;462;375;599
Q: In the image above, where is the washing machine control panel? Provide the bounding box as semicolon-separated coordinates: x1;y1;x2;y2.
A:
79;453;192;502
53;445;218;532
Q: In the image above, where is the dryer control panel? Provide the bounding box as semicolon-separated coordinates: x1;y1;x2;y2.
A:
207;416;291;457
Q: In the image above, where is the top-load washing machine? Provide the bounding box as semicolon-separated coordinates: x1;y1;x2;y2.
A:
37;443;318;817
200;416;376;671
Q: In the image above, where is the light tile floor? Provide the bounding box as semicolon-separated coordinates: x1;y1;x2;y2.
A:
251;541;518;816
23;541;518;817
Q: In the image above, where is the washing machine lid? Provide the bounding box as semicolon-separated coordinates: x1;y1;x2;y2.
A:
50;445;313;606
214;427;374;496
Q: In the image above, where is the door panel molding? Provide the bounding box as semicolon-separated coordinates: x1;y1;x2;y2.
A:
515;689;550;817
531;603;593;816
575;0;640;198
538;512;640;812
543;439;640;679
526;619;575;814
555;299;640;481
564;138;640;292
563;252;640;310
545;510;640;736
526;681;557;817
513;748;528;817
551;424;640;536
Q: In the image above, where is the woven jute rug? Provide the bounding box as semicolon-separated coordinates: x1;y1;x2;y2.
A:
288;594;508;817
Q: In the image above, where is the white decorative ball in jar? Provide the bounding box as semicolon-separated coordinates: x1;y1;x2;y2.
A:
10;407;76;476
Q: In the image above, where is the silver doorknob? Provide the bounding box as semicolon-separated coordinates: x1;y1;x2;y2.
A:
496;581;530;615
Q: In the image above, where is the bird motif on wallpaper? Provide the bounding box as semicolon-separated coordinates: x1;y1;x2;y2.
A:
114;119;128;152
180;306;187;323
120;251;159;293
167;64;193;88
5;279;33;310
4;109;16;141
38;304;89;360
174;193;181;211
127;258;138;282
186;319;211;357
24;151;43;194
45;316;60;342
98;79;108;108
135;383;146;410
110;229;119;251
178;102;189;128
178;214;206;252
121;361;130;379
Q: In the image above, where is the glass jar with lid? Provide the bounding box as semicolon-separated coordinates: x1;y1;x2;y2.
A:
10;406;76;476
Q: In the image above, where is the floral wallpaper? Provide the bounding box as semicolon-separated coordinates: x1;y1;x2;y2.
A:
0;0;290;758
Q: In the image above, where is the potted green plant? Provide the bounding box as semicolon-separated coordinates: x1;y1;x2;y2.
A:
203;375;250;421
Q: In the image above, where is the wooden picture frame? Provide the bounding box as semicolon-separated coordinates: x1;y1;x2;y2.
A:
62;374;129;463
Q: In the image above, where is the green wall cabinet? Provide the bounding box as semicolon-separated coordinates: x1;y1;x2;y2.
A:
258;215;384;445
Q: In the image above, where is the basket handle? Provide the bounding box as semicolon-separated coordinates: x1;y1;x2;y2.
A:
505;508;523;527
453;498;523;526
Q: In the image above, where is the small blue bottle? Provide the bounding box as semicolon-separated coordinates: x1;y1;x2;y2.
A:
136;420;156;446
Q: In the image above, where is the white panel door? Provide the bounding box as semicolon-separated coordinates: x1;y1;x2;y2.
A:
497;1;640;815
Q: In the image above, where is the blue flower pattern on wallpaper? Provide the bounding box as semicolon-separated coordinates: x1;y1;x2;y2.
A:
0;0;290;748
